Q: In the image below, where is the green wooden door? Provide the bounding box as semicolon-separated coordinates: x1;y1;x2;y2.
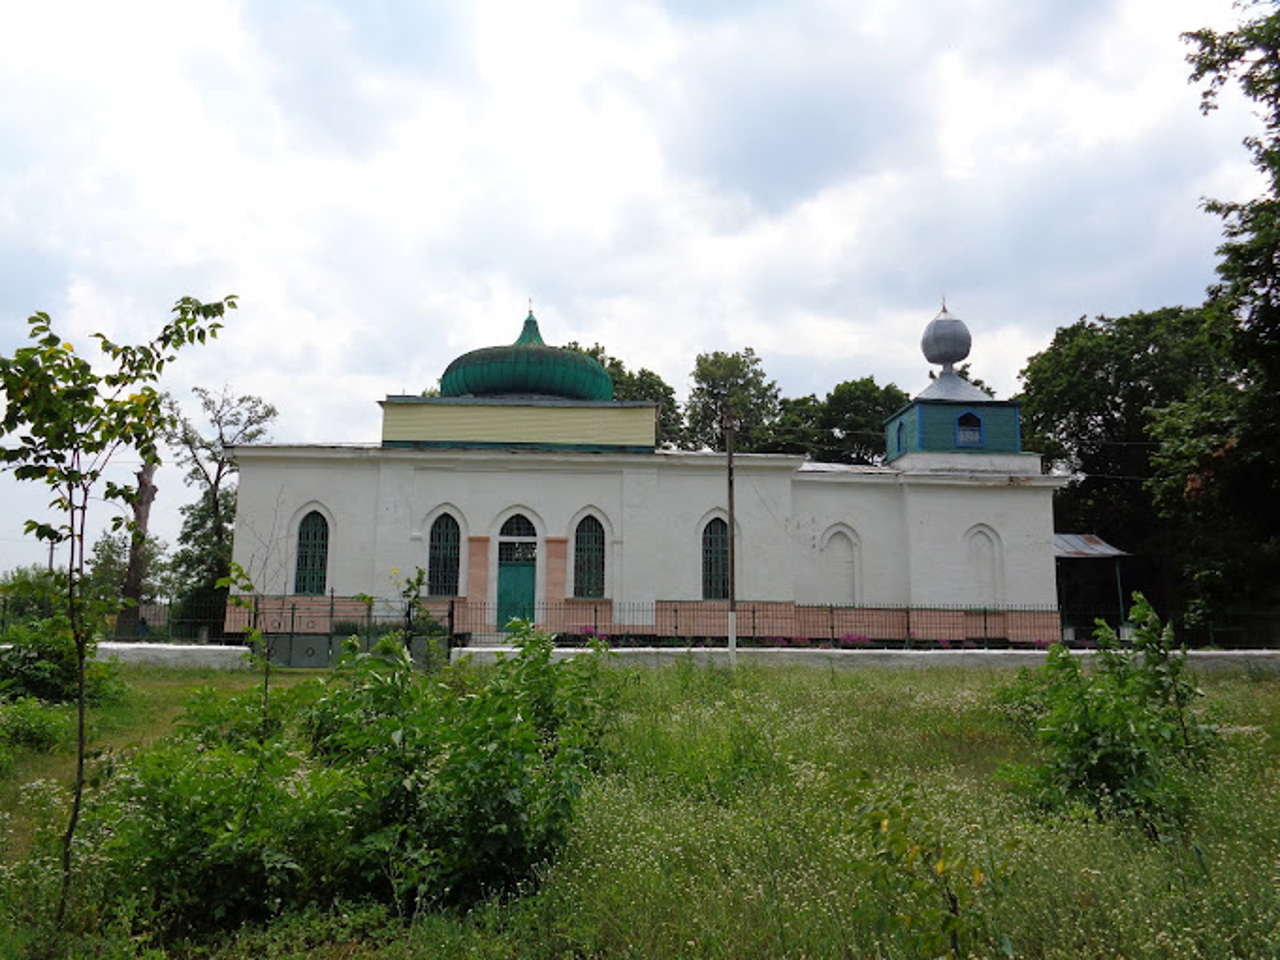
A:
497;560;536;630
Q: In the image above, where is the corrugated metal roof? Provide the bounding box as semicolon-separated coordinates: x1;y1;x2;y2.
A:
1054;533;1128;558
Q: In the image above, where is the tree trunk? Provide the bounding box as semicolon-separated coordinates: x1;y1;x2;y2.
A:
117;462;157;637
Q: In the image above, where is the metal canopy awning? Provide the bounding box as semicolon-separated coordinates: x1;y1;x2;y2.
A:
1054;533;1128;559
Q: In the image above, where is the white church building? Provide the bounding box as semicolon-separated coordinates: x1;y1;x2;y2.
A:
229;308;1064;645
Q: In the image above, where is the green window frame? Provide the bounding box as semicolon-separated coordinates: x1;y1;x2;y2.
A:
573;515;606;598
294;510;329;595
428;513;461;596
702;517;729;600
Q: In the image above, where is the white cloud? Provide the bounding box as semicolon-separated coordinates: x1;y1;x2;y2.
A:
0;0;1262;572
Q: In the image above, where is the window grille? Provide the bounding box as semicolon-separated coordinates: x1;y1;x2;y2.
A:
574;516;606;598
702;517;730;600
428;513;460;596
957;412;983;447
499;541;537;562
294;510;329;595
501;514;536;538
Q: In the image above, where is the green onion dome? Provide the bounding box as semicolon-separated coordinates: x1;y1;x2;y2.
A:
439;311;614;401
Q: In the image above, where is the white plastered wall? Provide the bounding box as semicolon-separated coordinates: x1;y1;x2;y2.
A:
230;445;1060;608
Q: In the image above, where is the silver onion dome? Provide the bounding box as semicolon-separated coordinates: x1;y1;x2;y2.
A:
921;305;971;373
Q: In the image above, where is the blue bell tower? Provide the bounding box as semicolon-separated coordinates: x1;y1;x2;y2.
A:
885;306;1022;462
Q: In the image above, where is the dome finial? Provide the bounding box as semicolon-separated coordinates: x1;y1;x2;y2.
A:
516;307;545;346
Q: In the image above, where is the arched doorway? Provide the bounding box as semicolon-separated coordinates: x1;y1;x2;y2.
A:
497;513;537;629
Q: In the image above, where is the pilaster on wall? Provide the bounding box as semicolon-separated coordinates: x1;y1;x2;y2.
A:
467;537;489;604
545;537;568;602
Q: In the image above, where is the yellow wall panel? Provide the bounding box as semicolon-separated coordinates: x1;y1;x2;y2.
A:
381;401;655;448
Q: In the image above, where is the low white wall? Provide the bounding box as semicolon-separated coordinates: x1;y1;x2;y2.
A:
94;642;1280;673
97;642;254;669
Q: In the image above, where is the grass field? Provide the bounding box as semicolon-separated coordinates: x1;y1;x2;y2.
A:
3;658;1280;957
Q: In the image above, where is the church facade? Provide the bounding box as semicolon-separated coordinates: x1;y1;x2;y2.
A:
229;308;1064;644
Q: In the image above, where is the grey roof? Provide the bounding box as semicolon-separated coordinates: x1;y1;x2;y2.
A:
915;369;996;402
1053;533;1128;559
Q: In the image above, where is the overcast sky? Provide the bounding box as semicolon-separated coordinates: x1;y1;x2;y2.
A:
0;0;1264;576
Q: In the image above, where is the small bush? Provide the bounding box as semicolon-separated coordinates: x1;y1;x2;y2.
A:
0;697;68;752
997;594;1216;837
0;616;117;705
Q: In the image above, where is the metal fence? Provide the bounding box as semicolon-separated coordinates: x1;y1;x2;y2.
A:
5;593;1278;652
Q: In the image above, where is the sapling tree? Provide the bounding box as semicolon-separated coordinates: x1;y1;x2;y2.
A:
0;294;233;926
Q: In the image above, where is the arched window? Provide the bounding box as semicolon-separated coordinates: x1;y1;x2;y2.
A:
294;510;328;595
896;420;906;456
428;513;461;596
574;516;606;598
702;518;730;600
957;412;983;448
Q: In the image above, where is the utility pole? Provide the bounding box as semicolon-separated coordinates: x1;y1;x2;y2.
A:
724;405;737;666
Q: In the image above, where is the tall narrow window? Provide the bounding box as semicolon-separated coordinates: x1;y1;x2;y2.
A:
294;510;328;595
957;412;983;447
702;518;729;600
428;513;461;596
574;516;606;598
896;420;906;456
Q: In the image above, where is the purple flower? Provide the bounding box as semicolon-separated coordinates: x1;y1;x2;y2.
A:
838;632;871;648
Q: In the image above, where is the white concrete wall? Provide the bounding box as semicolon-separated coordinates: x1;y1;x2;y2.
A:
231;444;1060;608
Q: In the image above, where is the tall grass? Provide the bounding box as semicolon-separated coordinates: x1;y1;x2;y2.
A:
4;659;1280;957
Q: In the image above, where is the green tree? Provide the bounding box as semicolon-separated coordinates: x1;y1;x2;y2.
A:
818;376;910;464
165;386;276;637
565;342;683;446
684;347;781;452
87;530;171;607
1017;307;1234;613
1171;6;1280;610
764;393;824;456
0;295;230;926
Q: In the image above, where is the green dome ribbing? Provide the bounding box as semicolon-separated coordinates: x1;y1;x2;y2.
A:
439;311;614;401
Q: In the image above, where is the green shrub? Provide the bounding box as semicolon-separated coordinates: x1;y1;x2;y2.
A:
38;623;615;939
0;616;116;705
0;697;68;752
997;594;1216;837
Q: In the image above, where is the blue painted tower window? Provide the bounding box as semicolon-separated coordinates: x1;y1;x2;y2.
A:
956;412;983;448
896;420;906;455
294;511;329;595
